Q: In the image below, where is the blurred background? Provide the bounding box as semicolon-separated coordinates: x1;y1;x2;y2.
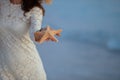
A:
36;0;120;80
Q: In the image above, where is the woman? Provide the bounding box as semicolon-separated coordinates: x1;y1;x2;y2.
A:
0;0;60;80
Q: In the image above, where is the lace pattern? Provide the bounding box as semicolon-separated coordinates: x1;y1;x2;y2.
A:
27;7;43;32
0;0;46;80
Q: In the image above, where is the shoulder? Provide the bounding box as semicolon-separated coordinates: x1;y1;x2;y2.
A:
30;7;43;15
25;7;43;19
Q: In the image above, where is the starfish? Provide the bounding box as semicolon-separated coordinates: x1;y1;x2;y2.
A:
34;26;62;44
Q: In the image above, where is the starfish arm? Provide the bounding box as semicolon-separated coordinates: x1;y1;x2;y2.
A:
49;32;58;42
46;26;51;31
34;26;62;44
53;29;62;36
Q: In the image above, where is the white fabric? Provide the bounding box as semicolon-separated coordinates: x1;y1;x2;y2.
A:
0;0;46;80
30;7;43;32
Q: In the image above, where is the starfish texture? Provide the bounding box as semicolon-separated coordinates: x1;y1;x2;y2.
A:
34;26;62;44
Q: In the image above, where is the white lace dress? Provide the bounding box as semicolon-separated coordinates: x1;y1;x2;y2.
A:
0;0;46;80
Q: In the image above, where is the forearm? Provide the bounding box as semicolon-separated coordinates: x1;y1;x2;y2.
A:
30;15;42;32
29;7;43;41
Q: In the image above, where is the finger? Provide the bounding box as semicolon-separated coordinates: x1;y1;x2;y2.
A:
56;33;61;36
54;29;62;36
45;38;50;41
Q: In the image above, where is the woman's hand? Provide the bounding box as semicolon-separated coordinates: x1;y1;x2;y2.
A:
34;26;62;44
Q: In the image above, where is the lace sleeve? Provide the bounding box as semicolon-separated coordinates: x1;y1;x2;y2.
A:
27;7;43;41
30;7;43;33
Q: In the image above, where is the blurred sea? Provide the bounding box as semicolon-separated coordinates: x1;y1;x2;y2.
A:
36;0;120;80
